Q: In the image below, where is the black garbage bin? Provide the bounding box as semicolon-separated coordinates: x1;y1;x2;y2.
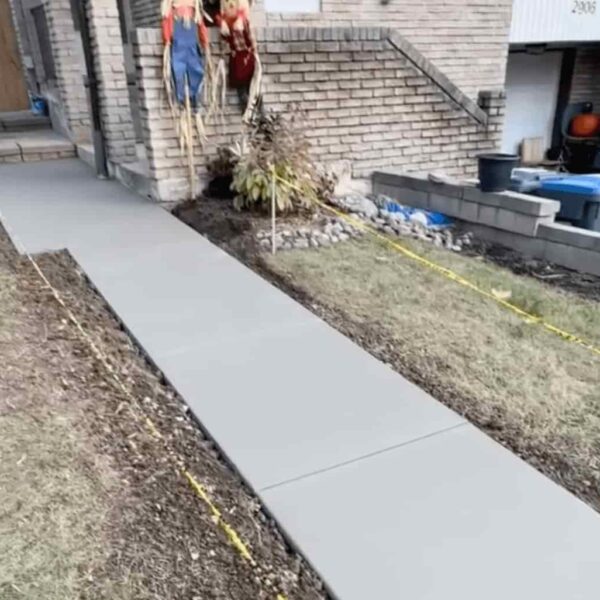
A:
478;153;520;193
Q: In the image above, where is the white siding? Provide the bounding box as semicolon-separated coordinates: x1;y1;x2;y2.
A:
511;0;600;44
264;0;320;12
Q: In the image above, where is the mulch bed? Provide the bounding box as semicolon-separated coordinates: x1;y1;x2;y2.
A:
176;197;600;304
462;234;600;303
0;225;327;600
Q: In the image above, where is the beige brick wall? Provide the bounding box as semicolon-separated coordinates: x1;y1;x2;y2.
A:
131;0;511;98
86;0;137;164
131;0;158;27
43;0;91;142
134;26;504;202
260;0;512;96
570;47;600;111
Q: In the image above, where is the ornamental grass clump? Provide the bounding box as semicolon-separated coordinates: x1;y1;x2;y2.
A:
232;111;333;213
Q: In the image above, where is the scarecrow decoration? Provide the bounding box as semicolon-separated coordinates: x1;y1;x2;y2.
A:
215;0;262;122
161;0;213;199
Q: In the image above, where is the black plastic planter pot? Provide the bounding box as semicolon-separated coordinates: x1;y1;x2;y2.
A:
478;153;519;193
207;175;235;199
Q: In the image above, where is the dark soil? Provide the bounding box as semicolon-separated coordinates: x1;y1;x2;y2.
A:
0;225;327;600
176;198;600;305
176;198;600;513
461;231;600;303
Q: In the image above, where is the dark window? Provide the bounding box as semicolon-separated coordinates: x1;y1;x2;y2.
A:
31;5;56;81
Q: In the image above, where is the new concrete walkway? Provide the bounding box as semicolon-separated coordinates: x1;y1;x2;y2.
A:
1;159;599;599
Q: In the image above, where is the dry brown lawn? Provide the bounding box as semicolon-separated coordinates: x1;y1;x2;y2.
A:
0;255;117;599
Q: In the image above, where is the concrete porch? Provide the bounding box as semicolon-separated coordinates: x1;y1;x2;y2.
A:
0;111;76;164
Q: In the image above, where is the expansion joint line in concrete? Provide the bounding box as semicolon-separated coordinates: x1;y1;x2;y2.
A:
2;215;289;600
261;422;468;492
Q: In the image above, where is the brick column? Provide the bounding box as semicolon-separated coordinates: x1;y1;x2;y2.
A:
44;0;90;142
86;0;137;165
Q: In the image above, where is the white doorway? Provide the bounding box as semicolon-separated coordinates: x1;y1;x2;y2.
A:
502;51;563;156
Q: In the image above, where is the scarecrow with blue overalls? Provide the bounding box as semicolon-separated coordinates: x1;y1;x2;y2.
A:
161;0;213;199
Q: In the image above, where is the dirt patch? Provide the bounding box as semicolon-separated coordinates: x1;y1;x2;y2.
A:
459;229;600;303
0;225;327;600
176;199;600;304
176;198;316;265
176;199;600;514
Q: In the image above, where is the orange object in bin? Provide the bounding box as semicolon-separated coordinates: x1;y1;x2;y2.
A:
570;113;600;137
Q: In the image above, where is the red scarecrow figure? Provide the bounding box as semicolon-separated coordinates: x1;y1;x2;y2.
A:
162;0;213;198
215;0;261;121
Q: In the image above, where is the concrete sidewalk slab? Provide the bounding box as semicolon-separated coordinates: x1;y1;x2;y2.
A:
2;159;600;599
79;237;464;490
0;160;197;253
154;319;465;490
80;239;319;359
264;425;600;600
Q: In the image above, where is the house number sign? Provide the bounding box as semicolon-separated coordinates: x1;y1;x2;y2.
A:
572;0;597;15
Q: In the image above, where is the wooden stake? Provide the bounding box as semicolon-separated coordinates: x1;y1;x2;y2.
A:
185;81;195;201
271;170;276;255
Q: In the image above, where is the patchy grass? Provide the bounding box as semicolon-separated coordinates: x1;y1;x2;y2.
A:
0;264;115;600
266;235;600;509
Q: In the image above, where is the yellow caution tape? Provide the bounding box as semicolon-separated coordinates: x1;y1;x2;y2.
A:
271;173;600;358
23;253;289;600
183;469;255;563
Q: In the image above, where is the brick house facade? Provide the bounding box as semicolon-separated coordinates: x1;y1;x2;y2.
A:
9;0;514;201
131;0;512;96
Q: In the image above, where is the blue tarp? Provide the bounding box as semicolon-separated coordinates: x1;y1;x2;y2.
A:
377;197;453;229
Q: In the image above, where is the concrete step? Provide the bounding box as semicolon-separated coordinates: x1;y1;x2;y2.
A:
0;110;51;132
0;130;76;164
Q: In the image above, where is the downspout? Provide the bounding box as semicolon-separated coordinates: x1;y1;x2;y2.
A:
71;0;108;178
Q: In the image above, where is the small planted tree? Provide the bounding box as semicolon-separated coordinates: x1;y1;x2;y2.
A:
232;111;332;214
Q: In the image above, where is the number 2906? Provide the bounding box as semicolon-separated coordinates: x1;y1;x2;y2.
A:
572;0;597;15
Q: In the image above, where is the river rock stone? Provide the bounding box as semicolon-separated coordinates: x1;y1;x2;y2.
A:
294;238;310;249
334;194;379;219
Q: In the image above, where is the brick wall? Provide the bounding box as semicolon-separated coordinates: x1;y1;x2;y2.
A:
570;47;600;111
134;26;504;202
259;0;512;97
131;0;511;98
131;0;157;27
86;0;137;164
42;0;91;142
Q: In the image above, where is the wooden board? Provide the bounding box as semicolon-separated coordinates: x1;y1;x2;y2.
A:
0;0;29;111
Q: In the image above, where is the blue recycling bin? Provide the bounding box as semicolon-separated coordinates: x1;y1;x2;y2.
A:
537;175;600;231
